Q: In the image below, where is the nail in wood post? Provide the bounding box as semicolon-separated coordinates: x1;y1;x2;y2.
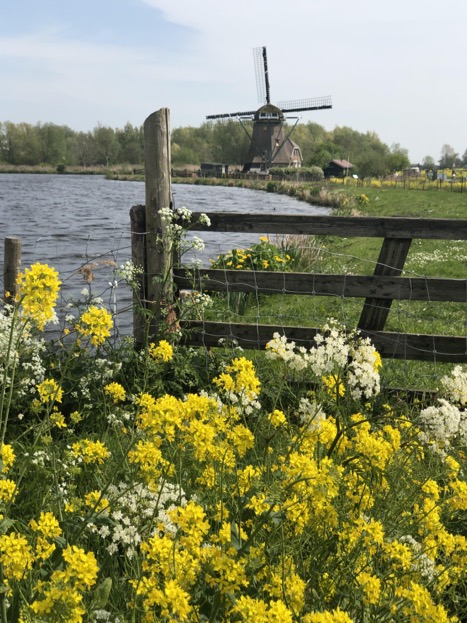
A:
143;108;173;340
3;236;22;303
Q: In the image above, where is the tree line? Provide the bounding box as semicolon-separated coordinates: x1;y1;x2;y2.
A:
1;119;465;177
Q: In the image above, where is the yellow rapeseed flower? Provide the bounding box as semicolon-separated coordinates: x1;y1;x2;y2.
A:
61;544;99;590
0;478;17;503
1;444;15;473
149;339;174;362
76;306;113;346
17;262;61;329
71;439;110;464
30;511;62;539
37;378;63;404
0;532;34;580
104;382;126;403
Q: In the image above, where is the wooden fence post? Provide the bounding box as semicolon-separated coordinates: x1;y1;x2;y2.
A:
143;108;173;340
3;236;22;303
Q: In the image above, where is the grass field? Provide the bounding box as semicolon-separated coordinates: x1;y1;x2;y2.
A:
193;180;467;391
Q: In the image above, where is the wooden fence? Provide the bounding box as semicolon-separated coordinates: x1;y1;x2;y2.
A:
129;109;467;363
131;202;467;363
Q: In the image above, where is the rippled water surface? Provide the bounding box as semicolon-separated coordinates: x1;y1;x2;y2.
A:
0;174;329;334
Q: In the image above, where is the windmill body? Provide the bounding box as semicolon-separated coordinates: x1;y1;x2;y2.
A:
207;47;332;172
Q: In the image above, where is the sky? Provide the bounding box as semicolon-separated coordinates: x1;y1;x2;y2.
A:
1;0;466;164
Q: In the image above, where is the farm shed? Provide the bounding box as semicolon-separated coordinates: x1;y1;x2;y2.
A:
323;159;354;178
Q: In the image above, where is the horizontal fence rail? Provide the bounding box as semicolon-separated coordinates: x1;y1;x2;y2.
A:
154;210;467;363
188;212;467;240
174;269;467;303
182;321;467;363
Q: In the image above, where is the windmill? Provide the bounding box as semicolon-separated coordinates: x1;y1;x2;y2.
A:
207;46;332;172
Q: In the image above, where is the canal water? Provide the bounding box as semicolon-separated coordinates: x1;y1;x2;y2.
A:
0;174;329;335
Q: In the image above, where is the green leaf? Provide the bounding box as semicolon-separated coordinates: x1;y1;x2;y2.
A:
92;577;112;609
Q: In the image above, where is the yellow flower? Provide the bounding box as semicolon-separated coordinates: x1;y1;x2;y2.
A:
17;262;61;329
85;490;110;513
1;444;15;473
322;374;345;398
268;409;287;428
0;479;17;503
71;439;110;464
50;409;67;428
30;511;62;539
0;532;34;580
76;306;113;346
37;378;63;404
357;571;381;605
104;382;126;403
149;339;174;362
303;607;354;623
61;544;99;590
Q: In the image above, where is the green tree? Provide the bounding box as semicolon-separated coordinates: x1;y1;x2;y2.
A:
0;122;42;164
116;123;143;164
36;122;72;165
386;143;410;173
422;155;436;170
71;131;96;167
439;144;458;169
93;124;121;166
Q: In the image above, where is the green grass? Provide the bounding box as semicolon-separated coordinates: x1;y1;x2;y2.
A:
196;181;467;391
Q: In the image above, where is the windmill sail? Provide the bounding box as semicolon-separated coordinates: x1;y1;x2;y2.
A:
278;96;332;113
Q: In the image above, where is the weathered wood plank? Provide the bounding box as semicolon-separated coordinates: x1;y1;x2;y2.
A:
174;268;467;302
144;108;172;338
180;320;467;362
3;236;22;302
358;238;412;331
189;212;467;240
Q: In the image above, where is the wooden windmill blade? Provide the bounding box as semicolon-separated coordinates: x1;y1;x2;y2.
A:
206;109;256;120
278;96;333;113
253;46;270;105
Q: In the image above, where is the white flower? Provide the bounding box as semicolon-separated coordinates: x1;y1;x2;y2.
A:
199;213;211;226
418;398;462;445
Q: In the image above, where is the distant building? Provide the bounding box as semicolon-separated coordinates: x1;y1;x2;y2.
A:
200;163;229;177
402;166;421;178
323;159;354;178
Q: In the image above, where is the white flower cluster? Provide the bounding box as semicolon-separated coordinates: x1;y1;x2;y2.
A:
345;340;381;400
298;397;327;431
418;398;467;454
399;535;437;582
191;235;205;252
265;321;382;400
198;212;211;226
308;323;350;376
115;260;143;288
97;480;187;559
91;611;122;623
440;365;467;406
158;207;210;262
180;290;213;315
0;308;46;396
216;382;261;416
265;333;309;372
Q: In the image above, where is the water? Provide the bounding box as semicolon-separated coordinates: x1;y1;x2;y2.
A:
0;174;329;334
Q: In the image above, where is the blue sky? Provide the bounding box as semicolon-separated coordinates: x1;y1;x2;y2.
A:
1;0;466;163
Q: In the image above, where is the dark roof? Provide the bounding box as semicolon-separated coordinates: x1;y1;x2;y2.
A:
328;159;354;168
